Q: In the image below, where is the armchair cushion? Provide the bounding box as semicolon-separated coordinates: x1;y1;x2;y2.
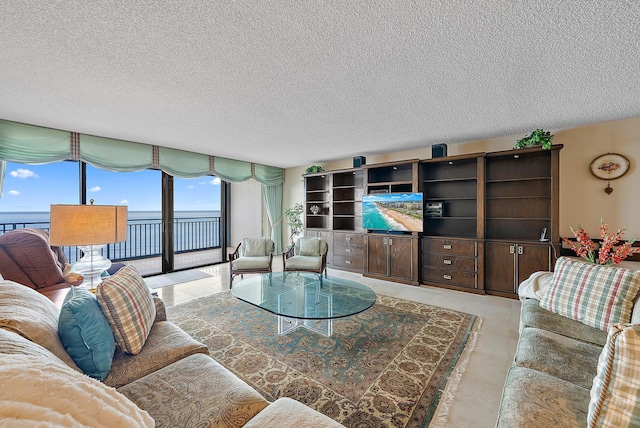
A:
58;286;116;381
299;237;321;256
284;255;323;271
96;265;156;355
242;237;267;257
232;256;271;270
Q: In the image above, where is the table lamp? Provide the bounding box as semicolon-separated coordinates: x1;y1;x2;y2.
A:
49;201;127;288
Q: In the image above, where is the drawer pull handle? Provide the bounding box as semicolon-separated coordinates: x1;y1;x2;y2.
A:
345;248;351;252
345;260;351;264
443;244;452;250
443;274;452;280
443;259;452;265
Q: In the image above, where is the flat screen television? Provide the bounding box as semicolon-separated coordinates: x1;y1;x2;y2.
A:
362;193;423;232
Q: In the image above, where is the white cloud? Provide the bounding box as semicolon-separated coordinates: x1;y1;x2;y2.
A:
89;186;101;192
120;199;129;204
9;168;38;179
187;185;195;189
209;177;221;185
8;190;20;196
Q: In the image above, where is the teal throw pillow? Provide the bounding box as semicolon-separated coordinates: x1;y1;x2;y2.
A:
58;287;116;380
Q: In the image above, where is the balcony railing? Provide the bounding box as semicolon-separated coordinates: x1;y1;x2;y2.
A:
0;217;221;264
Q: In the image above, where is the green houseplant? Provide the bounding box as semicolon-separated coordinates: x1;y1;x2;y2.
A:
514;129;554;150
284;203;304;246
304;165;324;174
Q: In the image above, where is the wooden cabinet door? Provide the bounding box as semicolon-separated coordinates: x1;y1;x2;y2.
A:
389;237;413;280
486;242;551;295
484;242;516;293
517;243;551;284
367;235;388;276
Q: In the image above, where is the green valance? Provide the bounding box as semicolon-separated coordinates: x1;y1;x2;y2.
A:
0;120;71;163
0;119;284;185
80;134;153;172
159;147;210;178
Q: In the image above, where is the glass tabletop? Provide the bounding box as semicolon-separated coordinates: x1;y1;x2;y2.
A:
231;272;377;320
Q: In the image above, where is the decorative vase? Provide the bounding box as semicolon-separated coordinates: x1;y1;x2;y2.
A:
310;205;320;215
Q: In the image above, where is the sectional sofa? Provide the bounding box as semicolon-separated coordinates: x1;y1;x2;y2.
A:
0;278;343;427
496;257;640;427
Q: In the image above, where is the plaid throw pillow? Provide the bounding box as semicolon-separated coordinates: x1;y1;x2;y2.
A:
96;265;156;355
540;257;640;332
588;324;640;427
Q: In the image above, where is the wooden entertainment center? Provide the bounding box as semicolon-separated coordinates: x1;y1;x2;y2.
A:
303;145;562;297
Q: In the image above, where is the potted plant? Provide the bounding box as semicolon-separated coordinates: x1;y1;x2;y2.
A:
304;165;324;174
284;203;304;246
514;129;554;150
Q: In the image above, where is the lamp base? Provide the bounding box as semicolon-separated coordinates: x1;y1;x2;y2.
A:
72;245;112;289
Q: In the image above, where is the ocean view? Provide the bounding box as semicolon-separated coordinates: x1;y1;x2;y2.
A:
0;211;222;263
0;210;221;225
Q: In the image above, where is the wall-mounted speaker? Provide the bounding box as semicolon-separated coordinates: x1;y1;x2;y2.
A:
432;144;447;158
353;156;366;168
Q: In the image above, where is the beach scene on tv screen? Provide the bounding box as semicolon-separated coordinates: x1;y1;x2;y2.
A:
362;193;423;232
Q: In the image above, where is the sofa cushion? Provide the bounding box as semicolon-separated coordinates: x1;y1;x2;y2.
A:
58;286;116;381
0;328;70;368
540;257;640;332
496;366;590;428
104;320;208;388
244;397;344;427
0;280;80;371
96;265;156;355
520;298;608;346
118;353;269;428
588;323;640;427
0;353;153;427
242;237;267;257
514;327;602;389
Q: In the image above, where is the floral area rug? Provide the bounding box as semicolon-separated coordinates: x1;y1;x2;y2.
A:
167;291;480;427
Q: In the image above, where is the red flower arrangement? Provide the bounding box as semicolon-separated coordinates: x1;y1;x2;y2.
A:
563;219;640;265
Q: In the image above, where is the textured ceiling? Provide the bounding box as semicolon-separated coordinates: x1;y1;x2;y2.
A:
1;1;639;168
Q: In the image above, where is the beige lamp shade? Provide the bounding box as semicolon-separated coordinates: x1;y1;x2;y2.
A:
49;204;127;246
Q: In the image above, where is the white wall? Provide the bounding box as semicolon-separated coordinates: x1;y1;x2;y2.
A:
230;180;263;246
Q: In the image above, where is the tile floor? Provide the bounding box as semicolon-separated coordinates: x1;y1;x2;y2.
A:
149;259;521;428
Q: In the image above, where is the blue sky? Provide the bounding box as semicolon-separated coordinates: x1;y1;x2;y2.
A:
0;162;221;212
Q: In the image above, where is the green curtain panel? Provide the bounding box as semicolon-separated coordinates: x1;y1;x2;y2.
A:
262;184;283;254
254;163;284;186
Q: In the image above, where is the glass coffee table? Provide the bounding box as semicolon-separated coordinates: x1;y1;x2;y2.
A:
231;272;376;336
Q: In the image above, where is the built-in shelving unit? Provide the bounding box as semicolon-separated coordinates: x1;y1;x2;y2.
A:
363;160;420;285
420;155;484;293
304;173;330;230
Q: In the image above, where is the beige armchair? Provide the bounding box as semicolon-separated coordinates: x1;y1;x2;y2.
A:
229;237;275;288
282;237;328;276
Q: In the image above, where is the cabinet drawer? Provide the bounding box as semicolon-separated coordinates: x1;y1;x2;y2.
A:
423;268;477;288
333;254;364;270
422;238;476;256
333;232;364;248
334;245;364;257
422;254;476;272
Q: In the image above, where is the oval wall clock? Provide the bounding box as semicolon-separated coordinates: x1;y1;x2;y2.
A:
590;153;630;180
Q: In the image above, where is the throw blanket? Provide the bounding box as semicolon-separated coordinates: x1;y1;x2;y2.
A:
0;354;154;427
